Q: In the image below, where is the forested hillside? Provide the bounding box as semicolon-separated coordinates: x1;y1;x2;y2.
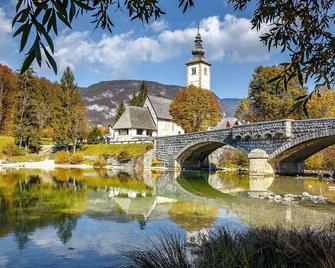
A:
0;64;87;152
80;80;241;125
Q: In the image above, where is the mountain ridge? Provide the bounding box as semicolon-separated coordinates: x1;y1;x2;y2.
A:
80;80;241;125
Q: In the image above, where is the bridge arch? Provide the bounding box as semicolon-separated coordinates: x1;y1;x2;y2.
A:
175;138;248;169
270;128;335;174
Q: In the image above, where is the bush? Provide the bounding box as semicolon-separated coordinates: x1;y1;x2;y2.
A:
146;143;154;151
151;158;160;167
54;151;70;164
1;143;24;156
93;155;108;168
69;152;84;164
41;127;54;138
117;150;132;162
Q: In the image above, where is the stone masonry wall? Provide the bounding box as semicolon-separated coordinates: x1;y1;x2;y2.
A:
155;119;335;169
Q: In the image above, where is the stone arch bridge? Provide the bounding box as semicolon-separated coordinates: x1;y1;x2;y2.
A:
154;119;335;175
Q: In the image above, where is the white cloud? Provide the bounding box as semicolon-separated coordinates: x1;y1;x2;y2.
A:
149;19;169;32
0;7;14;66
54;15;271;77
0;7;12;49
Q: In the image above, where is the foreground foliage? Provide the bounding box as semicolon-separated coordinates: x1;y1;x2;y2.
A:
128;221;335;268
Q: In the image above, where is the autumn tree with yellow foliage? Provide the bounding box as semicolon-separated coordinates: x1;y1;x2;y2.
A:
305;89;335;171
170;85;222;133
235;65;307;122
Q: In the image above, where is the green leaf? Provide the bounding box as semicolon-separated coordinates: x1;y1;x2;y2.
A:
296;64;304;87
47;11;58;35
69;2;76;22
267;74;282;84
16;0;24;12
42;43;57;74
33;18;55;53
17;9;30;23
12;9;25;27
42;9;53;25
56;11;72;28
20;23;32;52
13;23;26;37
74;0;95;11
21;52;36;74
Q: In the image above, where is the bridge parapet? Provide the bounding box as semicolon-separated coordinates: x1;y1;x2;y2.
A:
232;120;292;140
291;118;335;138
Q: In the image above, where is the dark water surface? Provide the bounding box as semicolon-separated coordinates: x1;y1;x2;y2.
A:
0;168;334;267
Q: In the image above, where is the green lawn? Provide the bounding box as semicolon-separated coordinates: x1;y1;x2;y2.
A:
0;135;49;162
79;144;149;157
8;154;46;162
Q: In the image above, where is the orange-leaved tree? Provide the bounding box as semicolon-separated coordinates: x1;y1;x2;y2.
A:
170;85;221;133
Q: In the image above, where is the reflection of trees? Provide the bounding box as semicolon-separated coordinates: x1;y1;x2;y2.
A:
0;168;154;248
56;215;77;244
0;171;86;248
168;201;218;232
303;179;335;203
53;168;84;181
52;168;151;192
208;173;249;194
14;221;32;249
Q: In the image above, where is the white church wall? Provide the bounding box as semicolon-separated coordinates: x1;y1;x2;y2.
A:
157;120;184;136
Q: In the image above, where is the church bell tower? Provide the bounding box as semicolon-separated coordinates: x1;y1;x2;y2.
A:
186;27;211;90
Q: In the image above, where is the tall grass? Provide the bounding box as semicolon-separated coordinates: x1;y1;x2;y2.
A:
126;232;190;268
127;220;335;268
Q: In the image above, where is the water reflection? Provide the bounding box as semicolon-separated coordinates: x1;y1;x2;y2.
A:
0;168;334;267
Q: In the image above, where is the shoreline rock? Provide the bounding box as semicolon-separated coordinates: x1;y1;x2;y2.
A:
249;191;327;204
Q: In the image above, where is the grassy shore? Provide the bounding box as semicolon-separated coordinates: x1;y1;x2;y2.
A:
79;144;149;157
127;221;335;268
0;136;150;164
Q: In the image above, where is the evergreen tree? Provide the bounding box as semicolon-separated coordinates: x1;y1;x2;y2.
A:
115;100;126;123
53;67;88;152
137;81;148;106
87;125;104;144
129;81;148;107
13;68;41;152
129;92;138;106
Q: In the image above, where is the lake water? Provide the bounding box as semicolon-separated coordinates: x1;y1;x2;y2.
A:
0;168;334;267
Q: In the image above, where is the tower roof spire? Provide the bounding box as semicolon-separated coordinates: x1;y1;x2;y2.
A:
186;27;211;66
193;27;204;56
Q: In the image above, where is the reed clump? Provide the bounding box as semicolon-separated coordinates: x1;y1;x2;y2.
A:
127;220;335;268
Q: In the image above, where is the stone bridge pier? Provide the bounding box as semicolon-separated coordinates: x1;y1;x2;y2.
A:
154;118;335;176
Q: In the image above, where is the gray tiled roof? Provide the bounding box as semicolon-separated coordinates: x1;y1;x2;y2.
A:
147;95;173;120
186;55;211;65
113;106;156;130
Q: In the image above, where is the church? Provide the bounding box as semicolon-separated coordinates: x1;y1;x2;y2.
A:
108;28;212;142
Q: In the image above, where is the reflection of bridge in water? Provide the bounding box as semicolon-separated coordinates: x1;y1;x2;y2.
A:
110;171;335;228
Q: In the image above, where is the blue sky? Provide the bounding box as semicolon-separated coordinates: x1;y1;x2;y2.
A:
0;0;290;98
